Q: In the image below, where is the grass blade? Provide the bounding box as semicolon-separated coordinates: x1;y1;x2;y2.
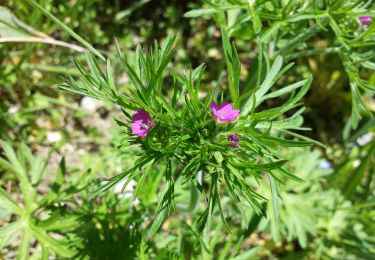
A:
24;0;104;60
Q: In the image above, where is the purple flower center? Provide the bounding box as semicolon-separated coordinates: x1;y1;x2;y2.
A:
228;135;239;142
141;121;152;130
228;134;240;148
219;111;228;120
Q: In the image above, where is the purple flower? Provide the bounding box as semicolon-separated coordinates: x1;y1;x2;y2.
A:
210;102;240;123
359;16;372;25
228;134;240;148
131;109;154;138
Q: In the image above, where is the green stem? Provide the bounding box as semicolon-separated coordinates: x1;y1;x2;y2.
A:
24;0;105;61
286;47;341;60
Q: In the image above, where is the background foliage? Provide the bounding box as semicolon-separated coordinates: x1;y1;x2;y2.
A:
0;0;374;259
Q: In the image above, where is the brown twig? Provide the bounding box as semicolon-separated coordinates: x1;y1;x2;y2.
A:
0;37;86;52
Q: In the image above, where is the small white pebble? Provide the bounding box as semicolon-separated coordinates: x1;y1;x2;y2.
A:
80;97;103;112
356;133;373;146
31;70;43;81
46;131;62;143
208;48;220;58
132;36;141;45
36;118;47;128
118;74;130;84
352;160;361;168
8;106;19;114
61;143;75;153
198;92;207;100
319;160;332;169
133;198;140;207
114;179;137;199
197;171;203;185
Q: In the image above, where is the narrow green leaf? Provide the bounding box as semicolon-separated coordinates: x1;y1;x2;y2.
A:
1;143;34;209
41;244;50;260
242;55;284;115
261;79;308;102
213;173;231;232
147;161;174;238
247;3;261;34
344;142;375;198
106;59;117;95
0;221;22;249
29;223;75;257
0;187;23;215
184;8;217;17
17;227;31;260
231;160;288;171
221;27;239;105
268;174;280;220
189;178;201;212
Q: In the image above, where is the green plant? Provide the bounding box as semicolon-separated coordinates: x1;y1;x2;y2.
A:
0;142;84;258
185;0;375;128
59;26;319;237
3;0;374;258
258;148;334;249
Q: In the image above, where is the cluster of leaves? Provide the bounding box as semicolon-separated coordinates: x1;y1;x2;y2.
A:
0;143;81;258
0;141;151;259
252;138;375;259
60;28;318;236
185;0;375;128
1;139;373;259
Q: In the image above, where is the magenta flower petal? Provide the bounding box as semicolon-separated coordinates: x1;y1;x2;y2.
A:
131;109;154;138
219;102;231;110
359;16;372;25
132;109;151;121
131;121;148;137
210;102;240;122
210;102;219;114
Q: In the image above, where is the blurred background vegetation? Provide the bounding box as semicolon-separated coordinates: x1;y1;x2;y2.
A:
0;0;374;259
